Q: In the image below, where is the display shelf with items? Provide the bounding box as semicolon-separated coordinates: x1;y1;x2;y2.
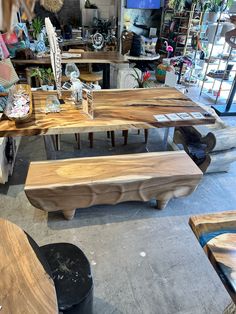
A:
158;5;202;58
199;10;236;109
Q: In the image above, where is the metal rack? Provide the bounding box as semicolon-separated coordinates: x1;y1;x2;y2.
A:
159;5;199;57
199;10;236;115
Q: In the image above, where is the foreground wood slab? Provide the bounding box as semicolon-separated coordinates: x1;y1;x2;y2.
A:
25;151;202;220
0;88;215;137
189;211;236;304
0;219;58;313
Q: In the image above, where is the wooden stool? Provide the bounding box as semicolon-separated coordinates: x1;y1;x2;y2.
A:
40;243;93;314
80;72;102;85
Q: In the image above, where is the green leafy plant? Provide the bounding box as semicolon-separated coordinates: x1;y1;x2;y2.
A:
203;0;233;12
44;68;55;86
168;0;185;11
32;17;44;40
31;68;54;86
130;68;151;88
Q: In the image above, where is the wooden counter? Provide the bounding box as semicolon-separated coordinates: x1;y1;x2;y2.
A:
12;51;127;65
0;88;215;137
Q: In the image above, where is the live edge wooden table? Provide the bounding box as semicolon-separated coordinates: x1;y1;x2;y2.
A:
12;51;127;89
189;211;236;313
0;218;58;313
0;87;215;157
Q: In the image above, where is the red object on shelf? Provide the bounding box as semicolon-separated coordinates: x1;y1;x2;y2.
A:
2;32;18;45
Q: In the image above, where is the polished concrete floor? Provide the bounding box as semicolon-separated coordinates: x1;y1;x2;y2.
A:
0;125;234;314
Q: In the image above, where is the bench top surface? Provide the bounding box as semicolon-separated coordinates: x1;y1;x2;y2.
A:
0;88;215;137
0;219;58;313
189;211;236;303
25;151;202;188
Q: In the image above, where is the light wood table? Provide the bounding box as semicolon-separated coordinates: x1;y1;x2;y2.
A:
0;218;58;313
12;51;127;89
189;211;236;313
0;88;215;137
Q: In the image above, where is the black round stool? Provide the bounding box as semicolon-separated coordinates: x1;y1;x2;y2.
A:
40;243;93;314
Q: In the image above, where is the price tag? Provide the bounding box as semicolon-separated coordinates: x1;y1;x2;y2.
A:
190;112;205;119
153;114;169;122
178;112;193;120
165;113;182;121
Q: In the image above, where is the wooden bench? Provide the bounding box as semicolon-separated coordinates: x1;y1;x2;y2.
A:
25;151;202;220
189;211;236;307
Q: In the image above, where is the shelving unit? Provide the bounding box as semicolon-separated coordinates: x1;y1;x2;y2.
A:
198;10;236;115
158;5;202;57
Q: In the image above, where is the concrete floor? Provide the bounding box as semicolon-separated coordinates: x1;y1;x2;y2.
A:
0;124;234;314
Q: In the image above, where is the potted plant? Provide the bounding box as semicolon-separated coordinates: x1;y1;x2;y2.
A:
203;0;233;22
44;68;55;90
168;0;186;12
130;68;151;88
31;68;48;90
31;17;44;40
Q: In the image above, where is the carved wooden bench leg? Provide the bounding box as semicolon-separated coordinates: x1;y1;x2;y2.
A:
62;209;76;220
156;199;170;210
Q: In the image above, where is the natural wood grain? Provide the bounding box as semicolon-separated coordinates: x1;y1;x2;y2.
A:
205;233;236;303
0;219;58;313
12;51;127;65
189;211;236;240
25;151;202;219
189;211;236;303
0;88;215;138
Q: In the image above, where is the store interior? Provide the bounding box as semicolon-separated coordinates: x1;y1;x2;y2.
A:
0;1;236;313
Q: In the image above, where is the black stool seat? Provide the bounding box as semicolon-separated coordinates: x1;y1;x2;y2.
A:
40;243;93;314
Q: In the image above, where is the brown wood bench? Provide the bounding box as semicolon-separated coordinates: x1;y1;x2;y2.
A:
25;151;202;220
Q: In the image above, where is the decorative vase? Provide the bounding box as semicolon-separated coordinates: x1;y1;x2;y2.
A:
156;63;175;83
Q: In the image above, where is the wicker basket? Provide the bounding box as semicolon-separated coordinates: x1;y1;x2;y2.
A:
4;84;32;122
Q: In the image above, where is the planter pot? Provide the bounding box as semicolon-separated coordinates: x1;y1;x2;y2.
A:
41;85;48;91
203;12;220;23
47;85;54;90
207;23;223;44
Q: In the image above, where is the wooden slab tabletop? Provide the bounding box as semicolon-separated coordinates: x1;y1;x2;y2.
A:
189;211;236;303
0;219;58;313
0;88;215;137
12;51;127;65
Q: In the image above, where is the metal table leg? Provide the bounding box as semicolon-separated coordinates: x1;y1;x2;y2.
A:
163;127;170;150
